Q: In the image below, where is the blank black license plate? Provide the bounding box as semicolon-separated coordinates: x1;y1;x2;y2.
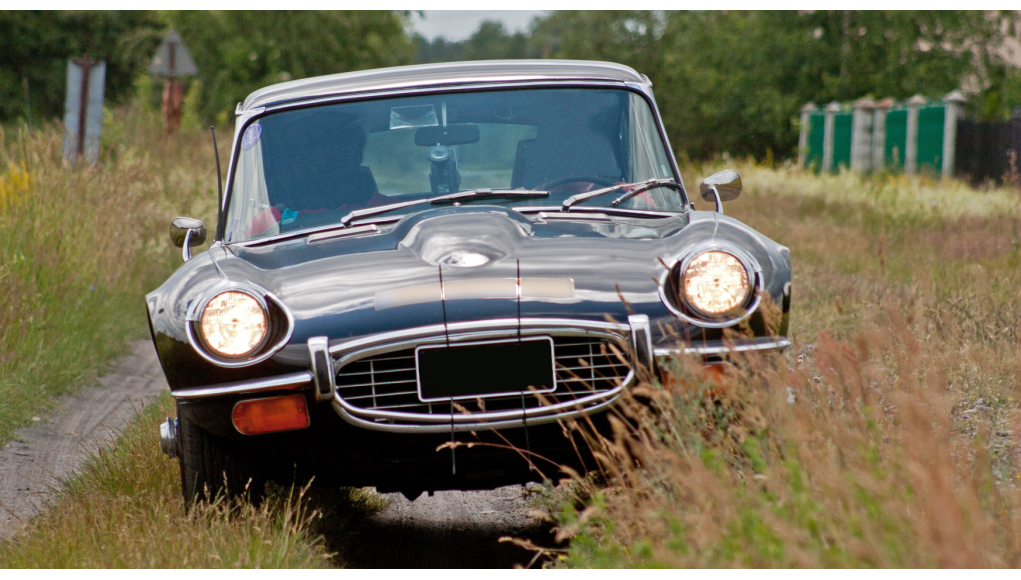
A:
416;337;556;403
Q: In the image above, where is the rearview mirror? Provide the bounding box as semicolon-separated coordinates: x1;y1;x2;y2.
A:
699;169;742;203
170;217;206;262
415;124;481;146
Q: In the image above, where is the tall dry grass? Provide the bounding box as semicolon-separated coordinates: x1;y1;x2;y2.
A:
542;164;1021;567
0;110;220;442
0;393;338;568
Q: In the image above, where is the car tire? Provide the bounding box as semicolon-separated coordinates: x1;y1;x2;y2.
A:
177;405;265;506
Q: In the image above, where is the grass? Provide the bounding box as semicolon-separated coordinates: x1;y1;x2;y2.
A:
0;108;220;444
0;392;386;568
536;163;1021;567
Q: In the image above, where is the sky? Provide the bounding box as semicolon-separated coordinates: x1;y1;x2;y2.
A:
410;10;549;42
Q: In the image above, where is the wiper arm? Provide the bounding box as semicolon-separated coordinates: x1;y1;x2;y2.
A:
341;189;548;227
429;188;549;205
561;178;682;212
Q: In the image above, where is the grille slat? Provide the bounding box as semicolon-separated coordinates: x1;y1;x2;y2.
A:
335;335;630;420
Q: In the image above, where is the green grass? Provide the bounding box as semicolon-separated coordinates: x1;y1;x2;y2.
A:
0;110;220;444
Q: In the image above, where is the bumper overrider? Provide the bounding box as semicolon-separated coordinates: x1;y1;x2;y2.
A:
162;316;790;452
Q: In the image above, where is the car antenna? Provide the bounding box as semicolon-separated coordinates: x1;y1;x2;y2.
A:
210;126;223;212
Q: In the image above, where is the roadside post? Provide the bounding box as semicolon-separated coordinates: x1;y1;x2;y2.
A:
851;98;875;172
905;94;926;175
823;102;841;172
942;90;967;178
62;54;106;164
798;102;816;167
148;30;198;136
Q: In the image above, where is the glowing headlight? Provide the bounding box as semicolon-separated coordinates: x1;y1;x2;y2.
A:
681;251;751;317
199;291;269;358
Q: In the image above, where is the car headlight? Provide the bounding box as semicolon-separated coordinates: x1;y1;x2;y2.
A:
199;291;269;358
681;251;751;317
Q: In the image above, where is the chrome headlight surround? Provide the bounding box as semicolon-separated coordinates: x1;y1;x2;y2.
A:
185;282;295;367
659;242;764;328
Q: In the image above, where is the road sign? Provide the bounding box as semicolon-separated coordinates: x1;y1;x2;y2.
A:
63;55;106;164
148;30;198;78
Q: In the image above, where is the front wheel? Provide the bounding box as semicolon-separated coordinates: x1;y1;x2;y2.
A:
176;404;265;506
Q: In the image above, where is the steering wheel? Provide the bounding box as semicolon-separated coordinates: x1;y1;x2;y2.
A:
539;175;620;192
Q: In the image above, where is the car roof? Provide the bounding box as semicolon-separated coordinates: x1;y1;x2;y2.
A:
241;60;647;112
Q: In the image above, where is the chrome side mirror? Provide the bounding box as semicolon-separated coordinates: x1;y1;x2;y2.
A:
698;169;742;214
170;217;207;262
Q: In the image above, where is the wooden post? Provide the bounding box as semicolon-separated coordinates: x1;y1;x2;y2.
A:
161;41;184;136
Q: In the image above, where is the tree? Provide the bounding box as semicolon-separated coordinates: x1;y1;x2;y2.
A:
161;11;414;124
0;11;162;124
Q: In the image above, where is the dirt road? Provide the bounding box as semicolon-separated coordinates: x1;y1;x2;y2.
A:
0;340;557;567
0;340;168;537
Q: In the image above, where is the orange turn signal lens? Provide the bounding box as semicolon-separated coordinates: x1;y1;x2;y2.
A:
232;394;309;435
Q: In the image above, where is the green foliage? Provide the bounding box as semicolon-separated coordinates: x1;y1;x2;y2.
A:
0;11;163;124
161;11;414;124
413;20;535;63
528;10;1020;160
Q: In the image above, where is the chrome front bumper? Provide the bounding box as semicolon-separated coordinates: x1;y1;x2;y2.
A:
168;317;790;435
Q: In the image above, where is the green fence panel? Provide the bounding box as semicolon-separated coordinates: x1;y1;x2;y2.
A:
917;105;945;174
806;112;825;170
885;109;907;170
832;112;852;170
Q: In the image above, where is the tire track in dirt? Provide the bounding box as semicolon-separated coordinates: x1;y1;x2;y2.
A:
0;340;169;537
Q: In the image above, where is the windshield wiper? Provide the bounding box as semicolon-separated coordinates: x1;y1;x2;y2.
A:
561;178;682;212
341;189;549;227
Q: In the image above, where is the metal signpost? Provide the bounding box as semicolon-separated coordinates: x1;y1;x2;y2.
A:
62;54;106;164
148;30;198;135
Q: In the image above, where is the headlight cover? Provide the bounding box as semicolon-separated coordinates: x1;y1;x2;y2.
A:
198;291;269;358
681;251;751;318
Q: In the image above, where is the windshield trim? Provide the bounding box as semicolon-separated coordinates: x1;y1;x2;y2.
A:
219;80;688;243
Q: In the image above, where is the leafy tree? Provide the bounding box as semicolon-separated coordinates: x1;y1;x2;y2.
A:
527;10;1020;160
413;20;535;63
161;11;414;125
0;11;162;124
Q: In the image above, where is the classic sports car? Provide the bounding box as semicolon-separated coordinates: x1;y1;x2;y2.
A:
150;60;791;503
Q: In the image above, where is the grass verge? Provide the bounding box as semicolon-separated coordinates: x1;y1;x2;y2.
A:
539;164;1021;567
0;392;334;567
0;109;220;444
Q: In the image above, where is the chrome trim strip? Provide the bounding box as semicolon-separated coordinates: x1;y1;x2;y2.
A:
654;337;793;358
628;314;653;376
171;371;313;400
308;336;335;402
327;317;630;356
331;392;621;434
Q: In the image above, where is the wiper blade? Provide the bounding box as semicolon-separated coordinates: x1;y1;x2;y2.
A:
561;178;682;212
341;189;548;226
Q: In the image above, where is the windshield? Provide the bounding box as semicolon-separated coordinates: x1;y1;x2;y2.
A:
225;87;681;243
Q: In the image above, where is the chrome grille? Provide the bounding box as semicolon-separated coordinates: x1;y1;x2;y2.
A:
334;336;630;415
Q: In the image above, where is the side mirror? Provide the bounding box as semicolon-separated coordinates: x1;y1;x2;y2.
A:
170;217;207;262
699;169;742;213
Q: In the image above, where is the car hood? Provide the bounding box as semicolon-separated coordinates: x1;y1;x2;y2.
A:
213;208;723;342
